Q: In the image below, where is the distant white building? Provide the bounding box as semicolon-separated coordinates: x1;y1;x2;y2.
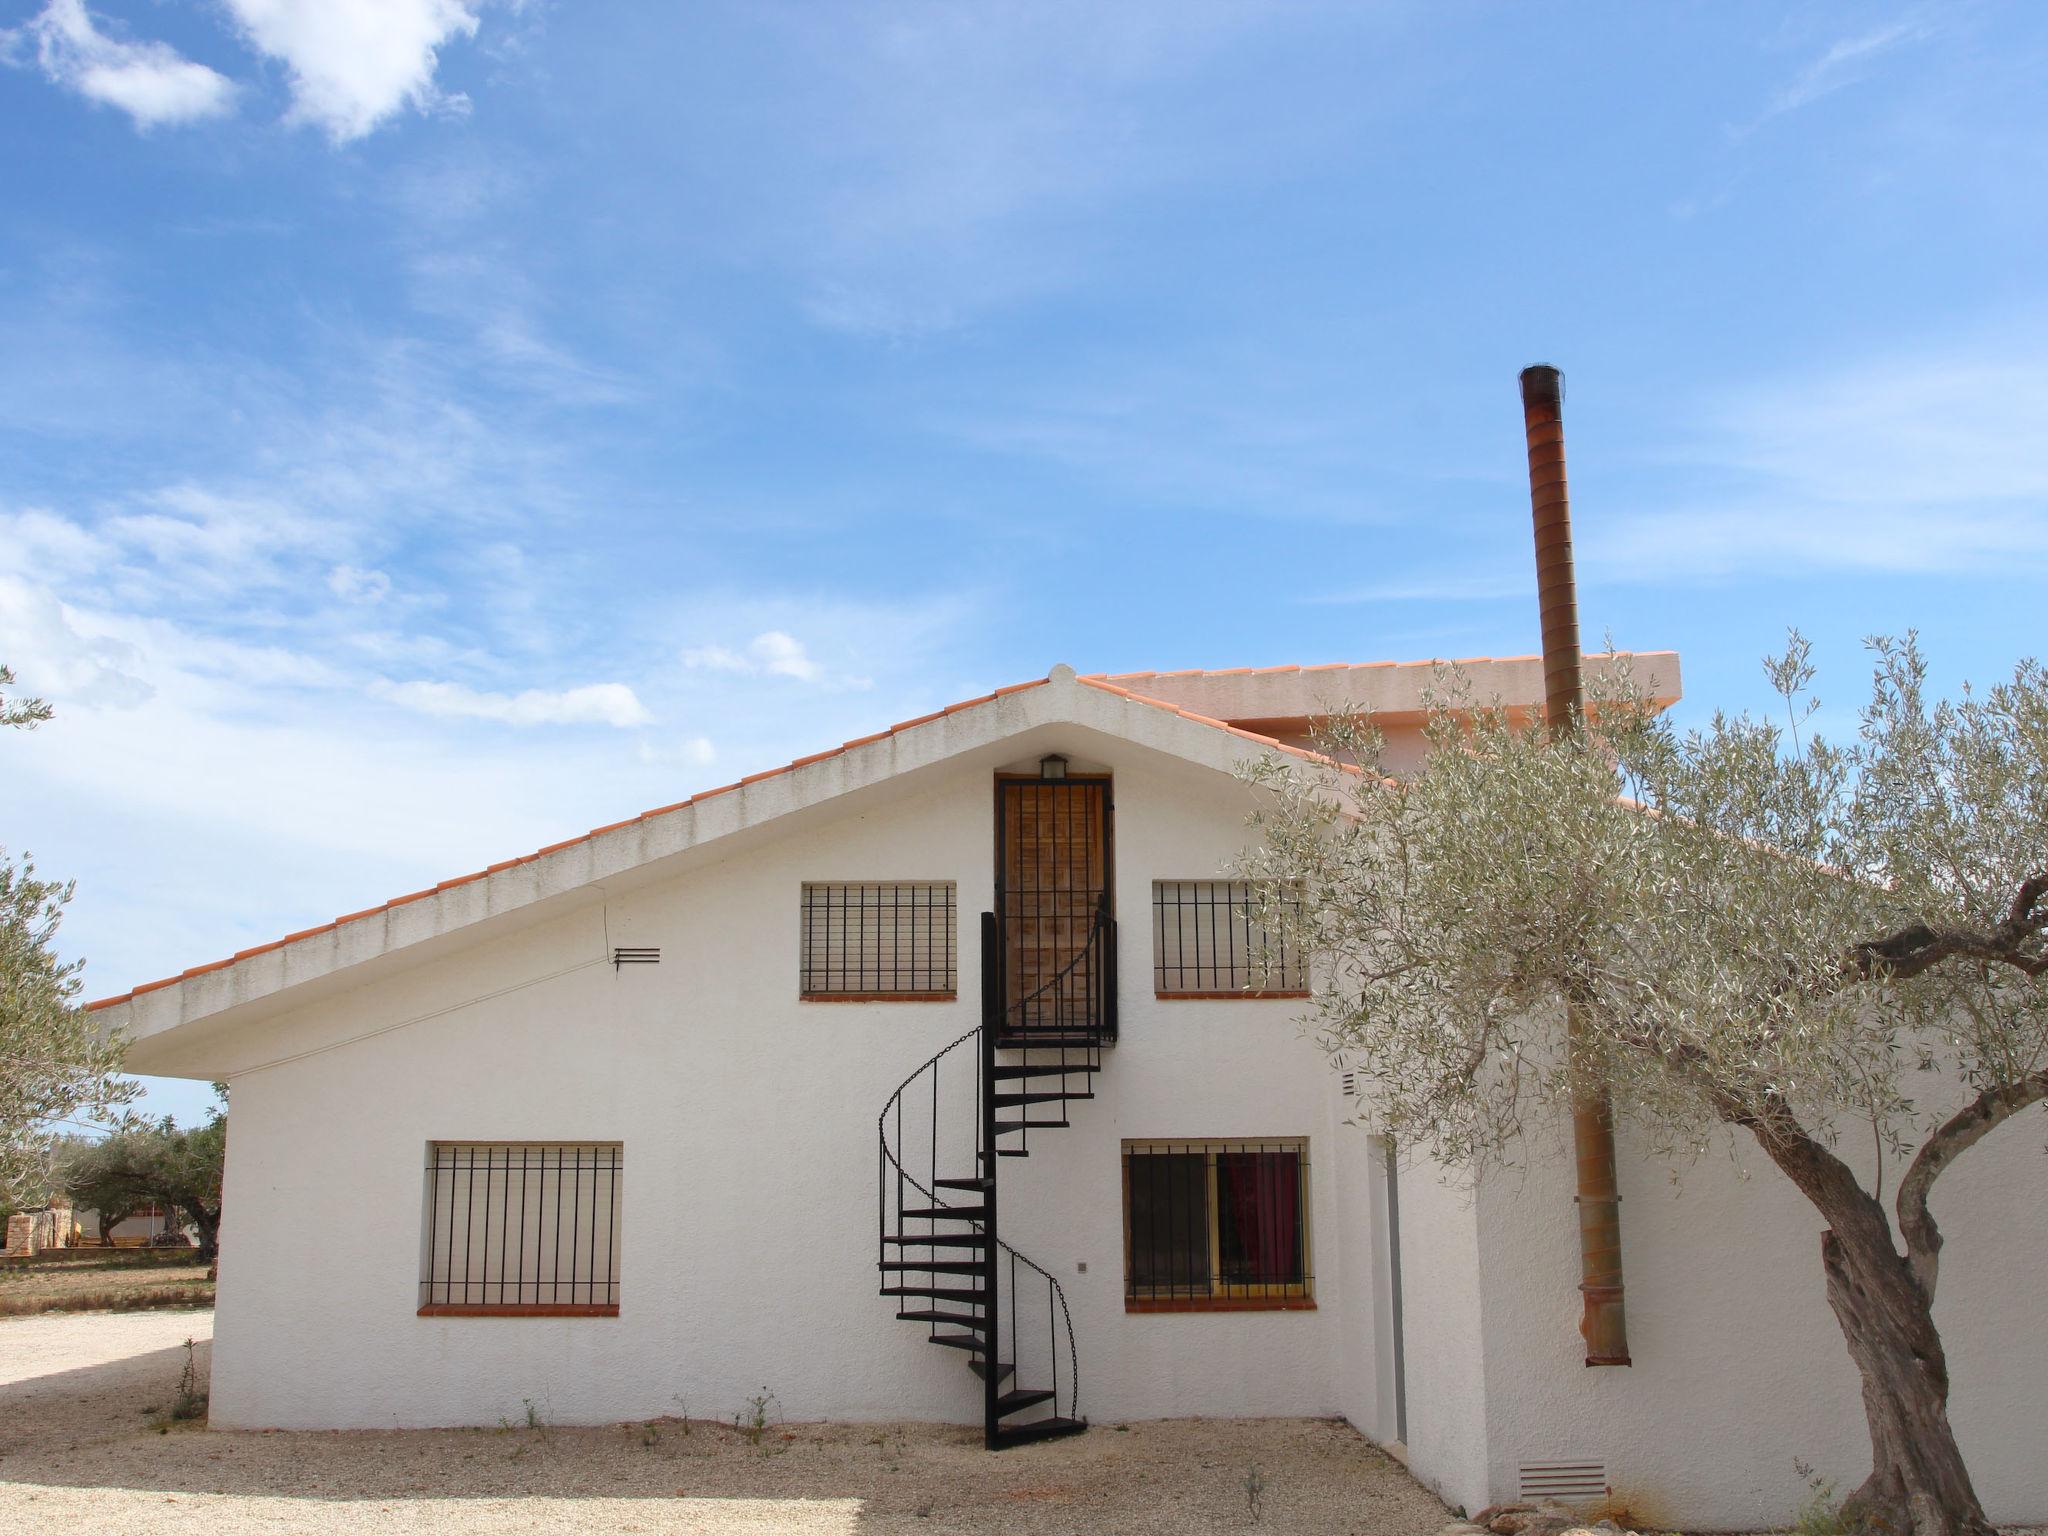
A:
96;654;2048;1529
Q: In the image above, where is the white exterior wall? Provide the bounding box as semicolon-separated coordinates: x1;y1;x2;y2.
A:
1389;1153;1492;1516
210;735;1369;1431
1455;1112;2048;1530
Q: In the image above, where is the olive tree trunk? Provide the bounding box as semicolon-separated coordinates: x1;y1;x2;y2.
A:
1748;1112;1995;1536
175;1200;220;1262
1818;1223;1989;1536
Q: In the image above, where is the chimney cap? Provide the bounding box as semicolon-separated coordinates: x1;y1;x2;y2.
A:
1519;364;1564;406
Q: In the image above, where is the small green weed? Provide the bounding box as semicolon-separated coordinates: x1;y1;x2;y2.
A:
146;1337;208;1433
733;1387;781;1445
1790;1459;1854;1536
1245;1462;1267;1524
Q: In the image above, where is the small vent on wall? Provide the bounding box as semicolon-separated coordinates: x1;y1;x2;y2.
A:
1340;1071;1359;1097
1518;1459;1608;1505
612;946;660;970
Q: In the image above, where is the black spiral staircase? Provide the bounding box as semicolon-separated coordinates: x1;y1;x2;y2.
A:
877;900;1117;1449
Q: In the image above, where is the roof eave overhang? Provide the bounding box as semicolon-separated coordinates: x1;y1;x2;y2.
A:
106;667;1328;1074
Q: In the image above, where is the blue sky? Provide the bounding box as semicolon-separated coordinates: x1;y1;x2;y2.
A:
2;2;2044;1127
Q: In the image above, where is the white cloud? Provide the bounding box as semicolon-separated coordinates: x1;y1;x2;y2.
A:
742;3;1380;337
1302;572;1532;607
1605;331;2048;582
9;0;235;129
327;564;393;603
683;630;822;682
0;576;155;709
637;734;717;769
376;679;654;728
748;630;820;681
1760;20;1934;125
0;507;111;579
1600;505;2048;582
220;0;482;142
680;642;747;673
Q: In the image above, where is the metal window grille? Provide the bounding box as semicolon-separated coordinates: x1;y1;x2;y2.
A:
800;881;957;998
1152;881;1306;995
1122;1139;1313;1305
420;1143;622;1316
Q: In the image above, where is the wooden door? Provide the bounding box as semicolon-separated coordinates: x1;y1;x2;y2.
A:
996;777;1110;1033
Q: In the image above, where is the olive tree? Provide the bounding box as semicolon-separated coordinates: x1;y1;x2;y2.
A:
2;664;133;1205
1240;637;2045;1536
61;1095;228;1259
59;1131;151;1244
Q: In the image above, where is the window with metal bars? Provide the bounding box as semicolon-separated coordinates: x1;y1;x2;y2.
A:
1152;880;1307;997
799;881;957;999
419;1143;622;1316
1122;1139;1313;1310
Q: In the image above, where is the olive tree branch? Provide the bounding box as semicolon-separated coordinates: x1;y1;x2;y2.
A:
1895;1068;2048;1298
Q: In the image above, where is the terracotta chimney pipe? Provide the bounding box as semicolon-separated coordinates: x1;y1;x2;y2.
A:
1518;364;1631;1368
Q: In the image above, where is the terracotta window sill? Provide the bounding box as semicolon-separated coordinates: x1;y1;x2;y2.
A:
417;1304;619;1318
801;992;958;1004
1124;1296;1316;1314
1153;990;1310;1002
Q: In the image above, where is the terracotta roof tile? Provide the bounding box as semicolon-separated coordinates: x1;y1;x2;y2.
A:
1092;651;1682;684
87;676;1051;1013
85;665;1455;1014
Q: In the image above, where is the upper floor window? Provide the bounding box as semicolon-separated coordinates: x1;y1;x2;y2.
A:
420;1142;621;1317
800;881;957;1000
1152;880;1307;998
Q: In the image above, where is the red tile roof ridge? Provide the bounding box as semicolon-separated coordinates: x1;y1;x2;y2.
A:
85;676;1051;1014
1073;676;1366;778
88;664;1457;1015
1086;649;1677;683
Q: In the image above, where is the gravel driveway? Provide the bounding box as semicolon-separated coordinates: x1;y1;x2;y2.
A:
0;1309;1448;1535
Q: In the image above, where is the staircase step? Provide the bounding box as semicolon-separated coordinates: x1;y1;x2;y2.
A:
966;1359;1015;1384
995;1148;1032;1158
925;1334;987;1354
902;1205;989;1221
994;1120;1071;1134
881;1285;987;1303
991;1092;1095;1108
990;1064;1096;1080
884;1232;990;1248
893;1310;988;1330
934;1176;992;1192
993;1417;1088;1448
994;1389;1057;1416
879;1260;984;1275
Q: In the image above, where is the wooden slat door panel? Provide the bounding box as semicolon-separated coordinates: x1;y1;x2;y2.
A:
997;779;1109;1032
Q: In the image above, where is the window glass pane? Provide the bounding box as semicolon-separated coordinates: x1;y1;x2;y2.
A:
1216;1149;1305;1290
1126;1151;1210;1297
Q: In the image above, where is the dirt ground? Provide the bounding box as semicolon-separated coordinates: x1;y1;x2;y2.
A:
0;1309;1449;1535
0;1249;213;1317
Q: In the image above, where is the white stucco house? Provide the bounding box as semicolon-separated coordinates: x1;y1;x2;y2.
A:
95;654;2048;1529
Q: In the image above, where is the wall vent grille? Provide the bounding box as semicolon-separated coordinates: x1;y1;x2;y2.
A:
1340;1071;1358;1097
612;946;660;969
1517;1460;1608;1504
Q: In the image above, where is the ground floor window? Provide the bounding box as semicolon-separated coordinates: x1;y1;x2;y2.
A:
1121;1139;1313;1310
419;1142;622;1317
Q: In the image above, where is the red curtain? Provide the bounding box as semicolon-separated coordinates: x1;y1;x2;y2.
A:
1225;1151;1299;1286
